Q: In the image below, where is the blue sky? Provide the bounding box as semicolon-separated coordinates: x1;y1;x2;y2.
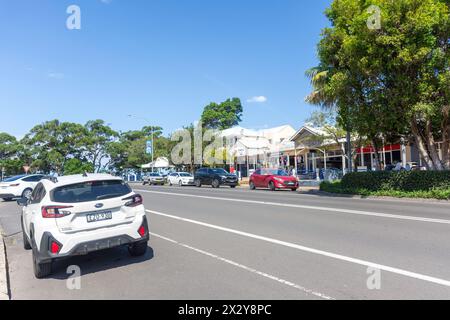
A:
0;0;331;137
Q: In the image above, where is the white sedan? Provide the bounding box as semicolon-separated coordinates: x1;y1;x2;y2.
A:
167;172;195;186
0;174;46;201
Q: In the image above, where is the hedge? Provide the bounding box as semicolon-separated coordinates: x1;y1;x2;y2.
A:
340;171;450;192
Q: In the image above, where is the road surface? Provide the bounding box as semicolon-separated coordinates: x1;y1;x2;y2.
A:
1;185;450;300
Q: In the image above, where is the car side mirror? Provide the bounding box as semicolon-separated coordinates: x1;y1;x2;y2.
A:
17;197;29;207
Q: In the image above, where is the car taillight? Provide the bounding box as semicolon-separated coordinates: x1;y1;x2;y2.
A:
138;217;148;238
138;226;146;237
123;194;143;207
41;206;73;218
50;241;61;254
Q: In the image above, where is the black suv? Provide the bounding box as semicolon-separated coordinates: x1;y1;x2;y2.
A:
194;168;238;188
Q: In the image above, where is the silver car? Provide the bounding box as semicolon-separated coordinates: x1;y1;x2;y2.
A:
143;173;165;185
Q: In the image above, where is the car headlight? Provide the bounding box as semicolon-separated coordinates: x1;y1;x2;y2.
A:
273;177;284;183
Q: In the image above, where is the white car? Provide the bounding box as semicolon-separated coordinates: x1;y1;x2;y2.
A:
167;172;195;186
18;174;149;278
0;174;46;201
142;173;165;185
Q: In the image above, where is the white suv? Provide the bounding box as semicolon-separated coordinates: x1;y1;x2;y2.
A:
0;174;46;201
18;174;149;278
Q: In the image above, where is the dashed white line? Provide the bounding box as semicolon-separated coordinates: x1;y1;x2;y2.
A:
147;209;450;288
151;232;334;300
135;189;450;225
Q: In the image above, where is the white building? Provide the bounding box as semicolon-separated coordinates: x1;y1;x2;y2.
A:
220;125;296;177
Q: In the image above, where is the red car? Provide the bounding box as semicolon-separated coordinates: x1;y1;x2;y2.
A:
249;168;299;191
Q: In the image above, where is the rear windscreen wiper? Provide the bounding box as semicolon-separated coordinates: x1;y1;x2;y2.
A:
96;193;124;200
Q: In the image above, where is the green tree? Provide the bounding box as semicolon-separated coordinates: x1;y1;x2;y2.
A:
201;98;243;130
0;133;23;175
63;158;94;175
21;120;87;174
305;111;368;170
83;120;119;172
307;0;450;170
108;126;171;172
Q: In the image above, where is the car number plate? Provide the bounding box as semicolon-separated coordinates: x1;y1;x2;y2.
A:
86;211;112;223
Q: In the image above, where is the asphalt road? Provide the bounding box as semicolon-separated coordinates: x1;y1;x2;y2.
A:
1;185;450;300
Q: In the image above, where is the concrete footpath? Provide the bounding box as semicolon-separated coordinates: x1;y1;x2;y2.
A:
0;226;9;300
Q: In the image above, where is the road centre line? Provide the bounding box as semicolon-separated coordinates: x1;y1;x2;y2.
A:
150;232;334;300
147;209;450;288
136;189;450;225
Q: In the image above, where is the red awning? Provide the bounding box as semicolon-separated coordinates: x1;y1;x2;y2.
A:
356;144;401;154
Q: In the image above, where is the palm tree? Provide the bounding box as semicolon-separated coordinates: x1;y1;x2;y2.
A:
305;66;335;108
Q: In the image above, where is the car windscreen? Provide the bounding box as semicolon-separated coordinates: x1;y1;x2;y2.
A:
262;169;289;176
179;173;192;177
210;169;229;175
51;180;132;203
3;175;26;182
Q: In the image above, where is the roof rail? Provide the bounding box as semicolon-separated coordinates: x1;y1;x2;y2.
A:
43;176;58;183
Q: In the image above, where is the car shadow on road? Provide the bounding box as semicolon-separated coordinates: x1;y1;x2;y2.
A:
46;245;155;280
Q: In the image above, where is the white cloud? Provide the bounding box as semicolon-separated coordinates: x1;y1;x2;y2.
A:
47;72;65;79
247;96;268;103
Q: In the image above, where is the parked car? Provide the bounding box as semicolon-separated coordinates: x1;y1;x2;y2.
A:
250;168;299;191
0;174;46;201
18;174;149;278
142;172;165;185
167;172;195;186
194;168;238;188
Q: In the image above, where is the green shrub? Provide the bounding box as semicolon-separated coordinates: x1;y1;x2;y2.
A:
341;171;450;192
320;176;450;200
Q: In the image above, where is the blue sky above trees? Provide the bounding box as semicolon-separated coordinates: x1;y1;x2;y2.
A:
0;0;330;137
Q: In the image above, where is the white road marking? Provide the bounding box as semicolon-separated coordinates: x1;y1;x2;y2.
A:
147;209;450;288
151;232;334;300
136;189;450;225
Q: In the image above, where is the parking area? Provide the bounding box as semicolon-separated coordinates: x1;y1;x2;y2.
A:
1;185;450;299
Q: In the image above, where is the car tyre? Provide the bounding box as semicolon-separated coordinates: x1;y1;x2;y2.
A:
3;198;13;202
21;218;31;250
212;179;220;189
249;181;256;190
291;188;298;192
269;181;276;191
128;241;148;257
32;249;52;279
230;185;236;189
178;180;183;187
195;179;202;188
22;188;33;200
